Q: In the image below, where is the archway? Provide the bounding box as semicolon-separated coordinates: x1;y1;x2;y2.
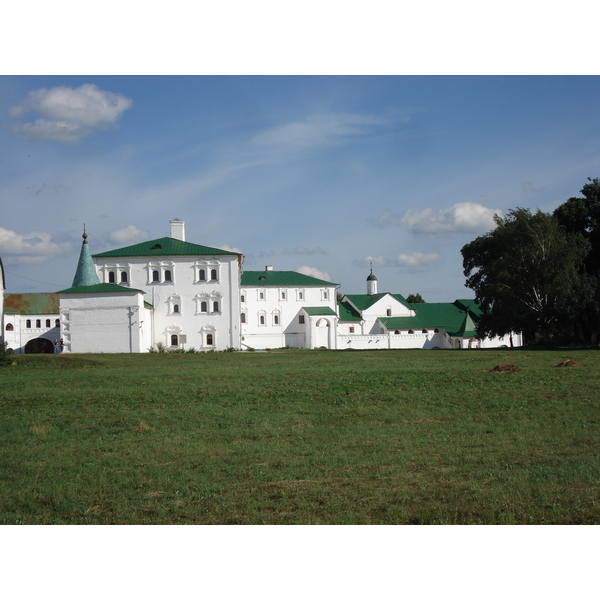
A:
314;318;330;349
25;338;55;354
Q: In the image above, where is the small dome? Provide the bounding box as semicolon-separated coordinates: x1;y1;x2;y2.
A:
367;272;377;281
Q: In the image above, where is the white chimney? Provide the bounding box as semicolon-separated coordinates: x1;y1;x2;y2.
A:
266;265;274;271
170;219;185;241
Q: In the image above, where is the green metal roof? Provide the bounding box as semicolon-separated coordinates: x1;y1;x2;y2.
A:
93;237;240;259
58;283;146;295
4;293;59;315
241;270;336;287
379;316;423;330
302;306;337;316
337;299;362;322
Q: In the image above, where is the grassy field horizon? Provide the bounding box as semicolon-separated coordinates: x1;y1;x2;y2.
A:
1;348;598;524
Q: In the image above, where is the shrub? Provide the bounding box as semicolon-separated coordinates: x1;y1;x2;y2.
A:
0;341;14;366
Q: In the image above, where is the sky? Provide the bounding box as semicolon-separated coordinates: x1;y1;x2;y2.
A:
2;75;600;301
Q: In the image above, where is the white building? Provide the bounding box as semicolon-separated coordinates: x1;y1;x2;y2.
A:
2;219;521;353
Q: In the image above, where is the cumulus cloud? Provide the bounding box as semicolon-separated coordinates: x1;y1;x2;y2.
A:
252;113;385;151
9;83;132;143
296;266;331;281
378;202;501;234
216;244;243;254
108;225;150;246
0;227;72;264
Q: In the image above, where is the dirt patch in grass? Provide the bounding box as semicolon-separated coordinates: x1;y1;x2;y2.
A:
479;364;522;373
555;358;580;368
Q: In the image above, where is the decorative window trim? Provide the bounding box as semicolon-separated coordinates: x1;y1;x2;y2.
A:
102;262;131;285
194;259;220;284
147;261;175;285
168;294;182;316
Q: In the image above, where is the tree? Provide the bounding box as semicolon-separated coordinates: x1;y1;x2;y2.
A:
553;178;600;344
461;208;588;345
406;293;425;303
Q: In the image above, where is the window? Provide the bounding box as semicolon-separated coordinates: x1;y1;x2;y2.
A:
6;323;14;331
274;315;279;325
386;309;392;317
260;315;265;325
36;319;41;328
170;334;179;346
281;291;286;300
199;269;206;281
408;329;414;334
434;328;439;333
173;304;180;314
422;328;428;334
153;270;160;282
298;291;304;300
55;319;60;327
45;319;50;327
108;271;116;283
26;320;31;328
324;291;329;299
349;326;354;333
213;301;219;313
120;271;128;283
240;313;246;324
395;330;400;335
241;294;245;303
259;292;264;300
210;269;217;281
201;301;208;313
165;270;172;282
206;333;214;346
299;315;305;324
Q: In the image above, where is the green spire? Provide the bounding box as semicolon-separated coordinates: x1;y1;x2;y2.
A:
72;226;100;287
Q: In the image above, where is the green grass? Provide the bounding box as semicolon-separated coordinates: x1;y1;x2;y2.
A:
0;349;598;524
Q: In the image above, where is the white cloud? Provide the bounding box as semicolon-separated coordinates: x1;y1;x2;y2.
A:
252;113;385;151
396;251;443;267
0;227;71;264
378;202;501;234
10;84;132;143
296;265;331;281
108;225;150;245
216;244;243;254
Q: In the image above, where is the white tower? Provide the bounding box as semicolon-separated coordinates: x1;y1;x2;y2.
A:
366;262;378;295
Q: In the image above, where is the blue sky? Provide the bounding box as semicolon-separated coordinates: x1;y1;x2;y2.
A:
2;75;600;300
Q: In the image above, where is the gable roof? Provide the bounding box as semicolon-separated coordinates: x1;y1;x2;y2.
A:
4;293;60;315
337;299;362;322
93;237;240;259
58;283;146;295
344;292;411;312
241;270;337;287
302;306;337;316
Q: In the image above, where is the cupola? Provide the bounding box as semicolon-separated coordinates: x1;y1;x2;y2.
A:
366;262;378;295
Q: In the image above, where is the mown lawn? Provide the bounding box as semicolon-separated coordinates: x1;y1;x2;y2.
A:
0;348;598;524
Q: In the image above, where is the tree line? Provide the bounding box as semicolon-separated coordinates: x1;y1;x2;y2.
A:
461;178;600;346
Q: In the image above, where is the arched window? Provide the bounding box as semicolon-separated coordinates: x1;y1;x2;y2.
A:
170;334;178;346
46;319;51;327
6;323;14;331
152;270;160;282
173;304;180;314
210;269;217;281
213;301;219;313
422;328;428;334
394;330;400;334
26;320;31;328
108;271;116;283
386;309;392;316
201;301;207;313
55;319;60;327
259;292;264;300
36;319;41;328
408;329;414;334
241;294;245;303
240;313;246;324
260;315;265;325
199;269;206;281
281;292;286;300
434;328;439;333
120;271;128;283
274;315;279;325
164;270;172;282
206;333;214;346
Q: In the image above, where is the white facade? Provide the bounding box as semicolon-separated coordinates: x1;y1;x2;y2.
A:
2;220;523;353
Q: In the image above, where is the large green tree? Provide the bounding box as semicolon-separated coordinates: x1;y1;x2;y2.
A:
461;208;588;345
553;178;600;344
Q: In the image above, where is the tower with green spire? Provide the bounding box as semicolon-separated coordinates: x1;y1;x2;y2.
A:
71;226;100;287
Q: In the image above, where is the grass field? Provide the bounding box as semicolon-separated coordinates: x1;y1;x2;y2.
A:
0;348;598;524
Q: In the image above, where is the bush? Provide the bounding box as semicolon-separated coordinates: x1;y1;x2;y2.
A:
0;341;14;366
